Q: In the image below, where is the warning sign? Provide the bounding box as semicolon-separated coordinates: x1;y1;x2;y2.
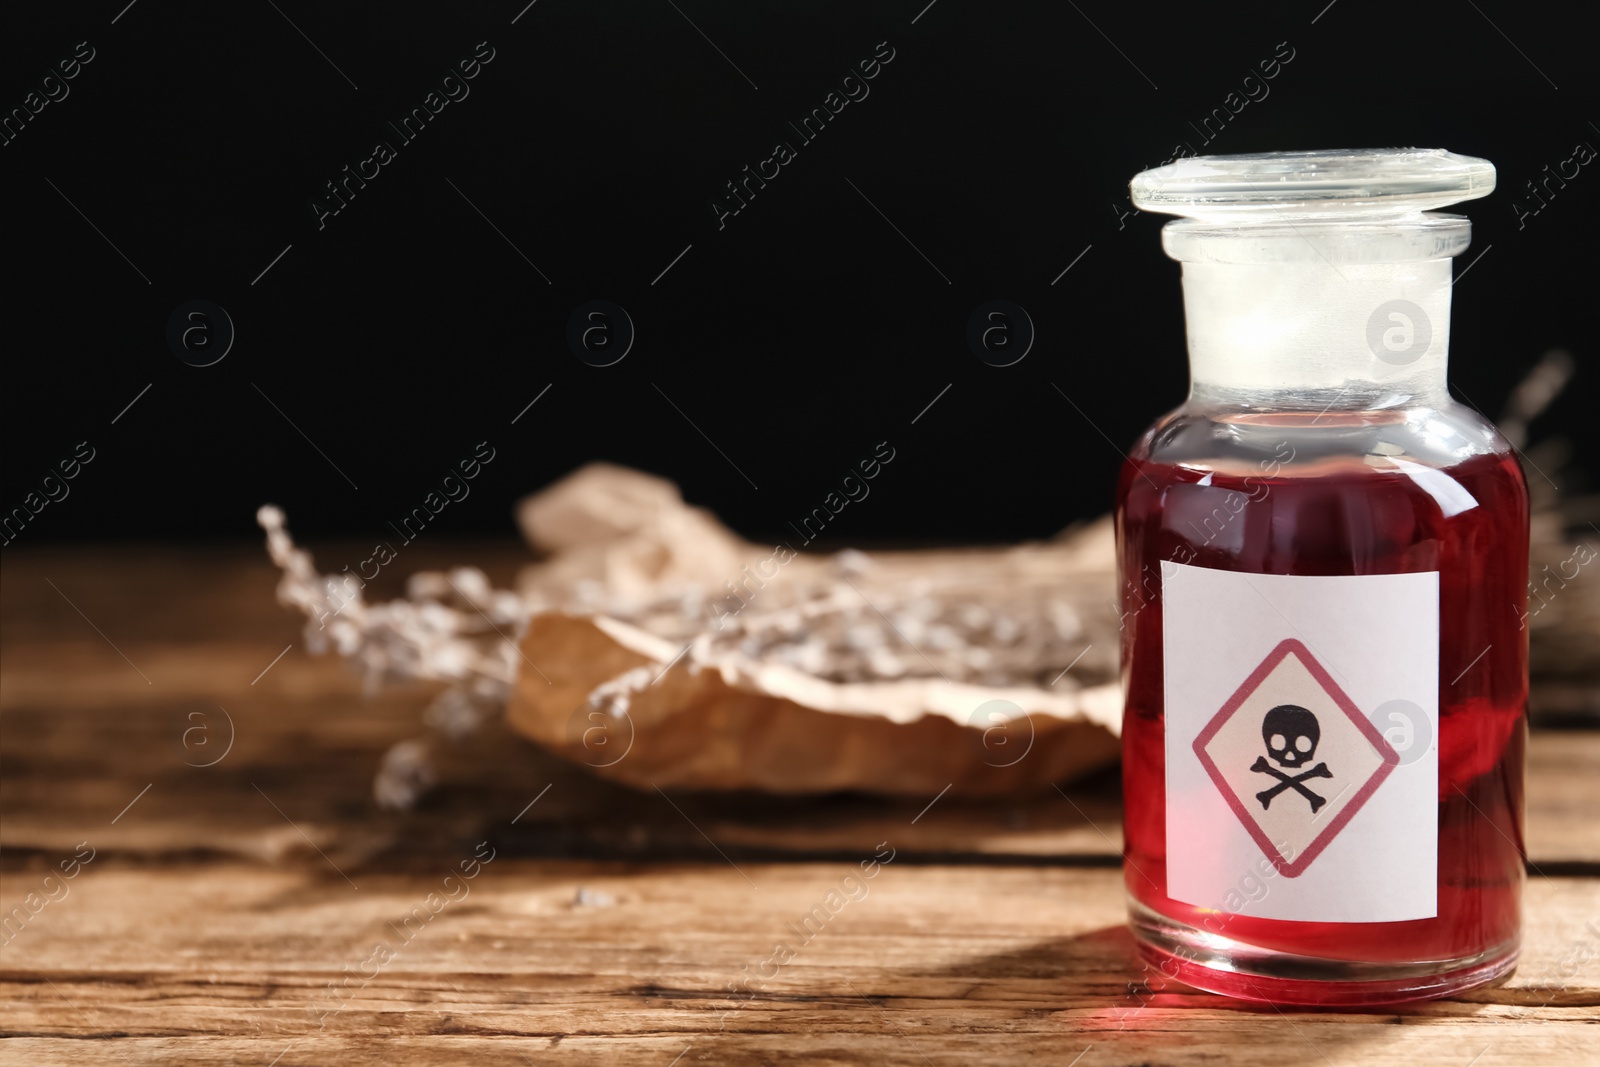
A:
1193;638;1400;878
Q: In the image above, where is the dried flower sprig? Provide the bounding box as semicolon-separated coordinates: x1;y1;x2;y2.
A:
257;505;533;808
257;505;532;693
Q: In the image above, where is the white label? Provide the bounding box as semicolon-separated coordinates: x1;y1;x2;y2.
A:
1163;563;1438;923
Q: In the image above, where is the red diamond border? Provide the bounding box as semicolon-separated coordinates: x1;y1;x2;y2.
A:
1190;637;1401;879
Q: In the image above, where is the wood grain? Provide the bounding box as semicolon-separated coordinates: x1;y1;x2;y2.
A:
3;864;1597;1065
2;545;1597;1065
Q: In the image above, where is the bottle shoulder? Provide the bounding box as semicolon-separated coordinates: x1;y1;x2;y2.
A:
1129;398;1512;475
1115;401;1529;579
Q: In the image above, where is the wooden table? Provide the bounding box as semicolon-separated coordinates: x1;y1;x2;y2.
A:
3;544;1597;1065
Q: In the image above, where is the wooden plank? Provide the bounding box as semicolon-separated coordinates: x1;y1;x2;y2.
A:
3;545;1599;1062
1;862;1596;1065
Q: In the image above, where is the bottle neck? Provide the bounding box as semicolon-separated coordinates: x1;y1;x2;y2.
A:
1181;258;1453;411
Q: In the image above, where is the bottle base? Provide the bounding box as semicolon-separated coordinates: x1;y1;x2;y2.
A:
1129;897;1520;1006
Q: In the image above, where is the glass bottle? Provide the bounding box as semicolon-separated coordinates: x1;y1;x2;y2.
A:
1117;149;1528;1005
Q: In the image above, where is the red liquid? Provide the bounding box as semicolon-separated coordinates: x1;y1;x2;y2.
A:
1117;443;1528;1002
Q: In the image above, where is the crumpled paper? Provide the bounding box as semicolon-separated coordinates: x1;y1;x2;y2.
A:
504;464;1123;796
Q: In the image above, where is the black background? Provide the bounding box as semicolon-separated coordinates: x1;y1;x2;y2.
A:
3;1;1595;551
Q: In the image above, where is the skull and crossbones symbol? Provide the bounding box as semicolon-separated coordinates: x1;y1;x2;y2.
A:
1250;704;1332;813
